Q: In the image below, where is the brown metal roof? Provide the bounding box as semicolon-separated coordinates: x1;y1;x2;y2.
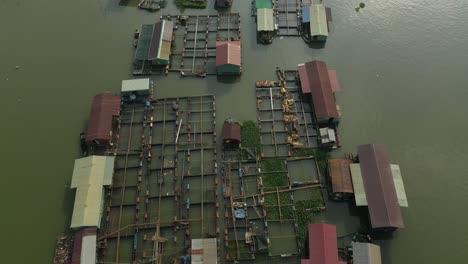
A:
149;21;163;60
222;122;241;141
298;60;339;119
85;94;120;144
328;159;353;194
358;144;404;229
216;41;241;66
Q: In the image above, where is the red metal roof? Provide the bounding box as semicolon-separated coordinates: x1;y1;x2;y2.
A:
298;60;339;119
85;93;120;144
328;70;341;92
222;122;241;141
358;144;404;229
216;41;241;66
72;228;97;264
302;223;343;264
298;64;311;94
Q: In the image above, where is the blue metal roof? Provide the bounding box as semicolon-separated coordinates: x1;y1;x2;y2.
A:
302;6;311;23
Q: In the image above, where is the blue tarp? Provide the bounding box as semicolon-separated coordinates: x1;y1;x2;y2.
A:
234;209;247;219
302;6;311;23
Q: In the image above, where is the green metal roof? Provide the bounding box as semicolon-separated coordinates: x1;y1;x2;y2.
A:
135;24;155;60
256;0;272;9
309;4;329;37
70;156;115;229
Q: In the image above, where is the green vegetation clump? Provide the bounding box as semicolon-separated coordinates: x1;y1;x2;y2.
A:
175;0;207;8
291;148;329;176
240;120;261;159
261;159;288;188
295;190;325;250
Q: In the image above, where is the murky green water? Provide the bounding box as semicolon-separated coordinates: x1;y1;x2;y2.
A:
1;0;468;263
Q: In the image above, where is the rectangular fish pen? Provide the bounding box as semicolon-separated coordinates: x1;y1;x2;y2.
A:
97;95;219;264
167;13;241;76
256;68;319;158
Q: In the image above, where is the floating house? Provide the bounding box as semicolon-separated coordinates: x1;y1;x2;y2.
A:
350;144;408;231
135;20;173;66
319;127;337;148
222;119;241;149
216;0;232;8
85;93;120;147
301;4;332;42
352;242;382;264
255;0;275;44
297;60;341;125
121;78;151;102
216;41;241;75
191;238;217;264
256;8;275;44
70;156;115;229
328;158;353;200
71;228;97;264
302;223;346;264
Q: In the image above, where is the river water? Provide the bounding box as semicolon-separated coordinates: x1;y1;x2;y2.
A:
1;0;468;263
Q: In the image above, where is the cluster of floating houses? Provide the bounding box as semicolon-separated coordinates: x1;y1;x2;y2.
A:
54;1;410;264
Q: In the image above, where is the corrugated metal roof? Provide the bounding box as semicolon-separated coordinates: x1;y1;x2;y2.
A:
222;122;241;141
136;20;172;61
328;159;353;194
298;60;339;120
390;164;408;207
162;20;174;42
328;70;341;92
257;8;274;31
121;78;150;93
302;6;311;23
350;164;368;206
358;144;404;229
351;163;408;207
70;156;115;229
256;0;272;9
85;93;120;144
310;4;329;37
297;63;311;94
80;235;97;264
135;24;153;60
72;228;97;264
302;224;342;264
216;41;241;66
352;242;382;264
191;238;217;264
149;21;163;60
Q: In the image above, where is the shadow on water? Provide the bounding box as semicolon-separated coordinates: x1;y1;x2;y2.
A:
216;75;241;84
308;41;326;49
61;187;76;234
119;0;139;7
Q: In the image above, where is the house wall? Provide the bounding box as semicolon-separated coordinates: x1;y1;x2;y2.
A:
217;64;241;75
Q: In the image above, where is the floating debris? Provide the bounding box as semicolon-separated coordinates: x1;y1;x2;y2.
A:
355;2;366;12
53;235;73;264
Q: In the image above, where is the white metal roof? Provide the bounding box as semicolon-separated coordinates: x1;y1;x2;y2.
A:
310;4;329;37
390;164;408;207
352;242;382;264
257;8;274;31
191;238;217;264
70;156;115;229
350;163;408;207
81;235;97;264
350;163;368;206
121;78;150;93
